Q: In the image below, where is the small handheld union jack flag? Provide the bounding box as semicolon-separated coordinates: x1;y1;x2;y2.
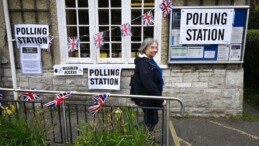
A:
160;0;173;17
22;92;41;101
142;11;154;27
44;91;71;108
120;23;132;37
88;93;109;115
67;37;80;52
94;32;104;49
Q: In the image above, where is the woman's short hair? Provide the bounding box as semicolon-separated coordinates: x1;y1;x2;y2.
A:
138;38;158;54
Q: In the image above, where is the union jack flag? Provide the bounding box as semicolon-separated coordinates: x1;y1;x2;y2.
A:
47;35;54;52
93;32;104;49
88;93;109;115
142;11;154;26
120;23;132;37
22;92;41;101
67;37;80;52
159;0;173;17
44;91;71;108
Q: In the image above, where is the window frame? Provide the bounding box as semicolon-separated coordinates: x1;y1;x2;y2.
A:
56;0;162;65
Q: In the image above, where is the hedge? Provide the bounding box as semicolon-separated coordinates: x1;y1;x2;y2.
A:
244;29;259;89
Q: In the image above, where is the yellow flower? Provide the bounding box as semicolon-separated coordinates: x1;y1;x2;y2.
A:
1;104;15;116
114;107;122;120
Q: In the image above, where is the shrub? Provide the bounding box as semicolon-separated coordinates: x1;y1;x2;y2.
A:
244;29;259;108
0;109;54;146
74;108;159;146
244;30;259;89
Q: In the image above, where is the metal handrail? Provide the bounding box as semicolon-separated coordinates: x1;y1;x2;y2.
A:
0;87;185;116
0;87;185;146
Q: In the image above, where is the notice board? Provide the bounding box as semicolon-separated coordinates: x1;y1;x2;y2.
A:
168;6;249;64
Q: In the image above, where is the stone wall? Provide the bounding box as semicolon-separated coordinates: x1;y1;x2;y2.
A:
0;0;248;116
1;63;244;117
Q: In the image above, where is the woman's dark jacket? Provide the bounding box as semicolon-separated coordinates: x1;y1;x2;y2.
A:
130;57;163;107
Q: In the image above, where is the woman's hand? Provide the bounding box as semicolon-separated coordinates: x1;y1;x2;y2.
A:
162;100;167;106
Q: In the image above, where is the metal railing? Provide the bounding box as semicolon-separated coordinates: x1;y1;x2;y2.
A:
0;87;184;146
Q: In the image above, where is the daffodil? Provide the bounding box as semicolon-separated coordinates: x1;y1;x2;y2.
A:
1;104;15;116
114;107;122;120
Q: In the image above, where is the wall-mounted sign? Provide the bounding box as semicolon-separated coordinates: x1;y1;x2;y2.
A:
20;45;42;75
88;66;121;90
180;9;234;44
169;6;249;64
53;65;83;76
15;24;49;49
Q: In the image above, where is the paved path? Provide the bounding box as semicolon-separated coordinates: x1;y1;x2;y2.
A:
169;118;259;146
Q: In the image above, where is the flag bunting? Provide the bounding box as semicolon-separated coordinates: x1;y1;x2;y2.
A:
44;91;71;108
94;32;104;49
68;37;80;52
88;93;109;115
22;92;41;101
159;0;173;17
120;23;132;37
142;11;155;26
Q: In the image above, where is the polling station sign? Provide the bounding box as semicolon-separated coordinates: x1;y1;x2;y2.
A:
180;9;234;44
15;24;49;48
88;66;121;90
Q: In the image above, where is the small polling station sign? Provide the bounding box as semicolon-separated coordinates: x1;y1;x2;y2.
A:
88;66;121;90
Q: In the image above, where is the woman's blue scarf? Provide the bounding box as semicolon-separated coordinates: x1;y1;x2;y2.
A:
150;59;164;91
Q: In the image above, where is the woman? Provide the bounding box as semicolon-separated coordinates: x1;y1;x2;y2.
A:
130;38;166;131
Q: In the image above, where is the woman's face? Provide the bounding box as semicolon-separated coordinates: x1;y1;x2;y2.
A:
144;42;158;58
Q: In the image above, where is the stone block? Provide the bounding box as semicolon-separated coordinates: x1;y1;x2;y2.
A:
226;70;243;88
184;72;199;82
192;82;208;88
175;83;191;87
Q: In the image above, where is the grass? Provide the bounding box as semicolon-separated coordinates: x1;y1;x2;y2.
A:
228;112;259;121
0;108;56;146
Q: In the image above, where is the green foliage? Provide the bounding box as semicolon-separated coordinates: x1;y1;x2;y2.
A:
0;109;54;146
74;108;159;146
244;89;259;107
249;3;259;29
245;1;259;108
246;29;259;42
244;30;259;91
228;112;259;121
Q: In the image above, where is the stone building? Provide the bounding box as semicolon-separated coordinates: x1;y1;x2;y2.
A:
0;0;249;116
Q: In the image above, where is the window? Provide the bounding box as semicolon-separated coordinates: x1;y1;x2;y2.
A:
57;0;162;65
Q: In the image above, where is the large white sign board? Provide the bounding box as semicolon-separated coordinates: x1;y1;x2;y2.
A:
15;24;49;48
88;66;121;90
180;9;234;44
